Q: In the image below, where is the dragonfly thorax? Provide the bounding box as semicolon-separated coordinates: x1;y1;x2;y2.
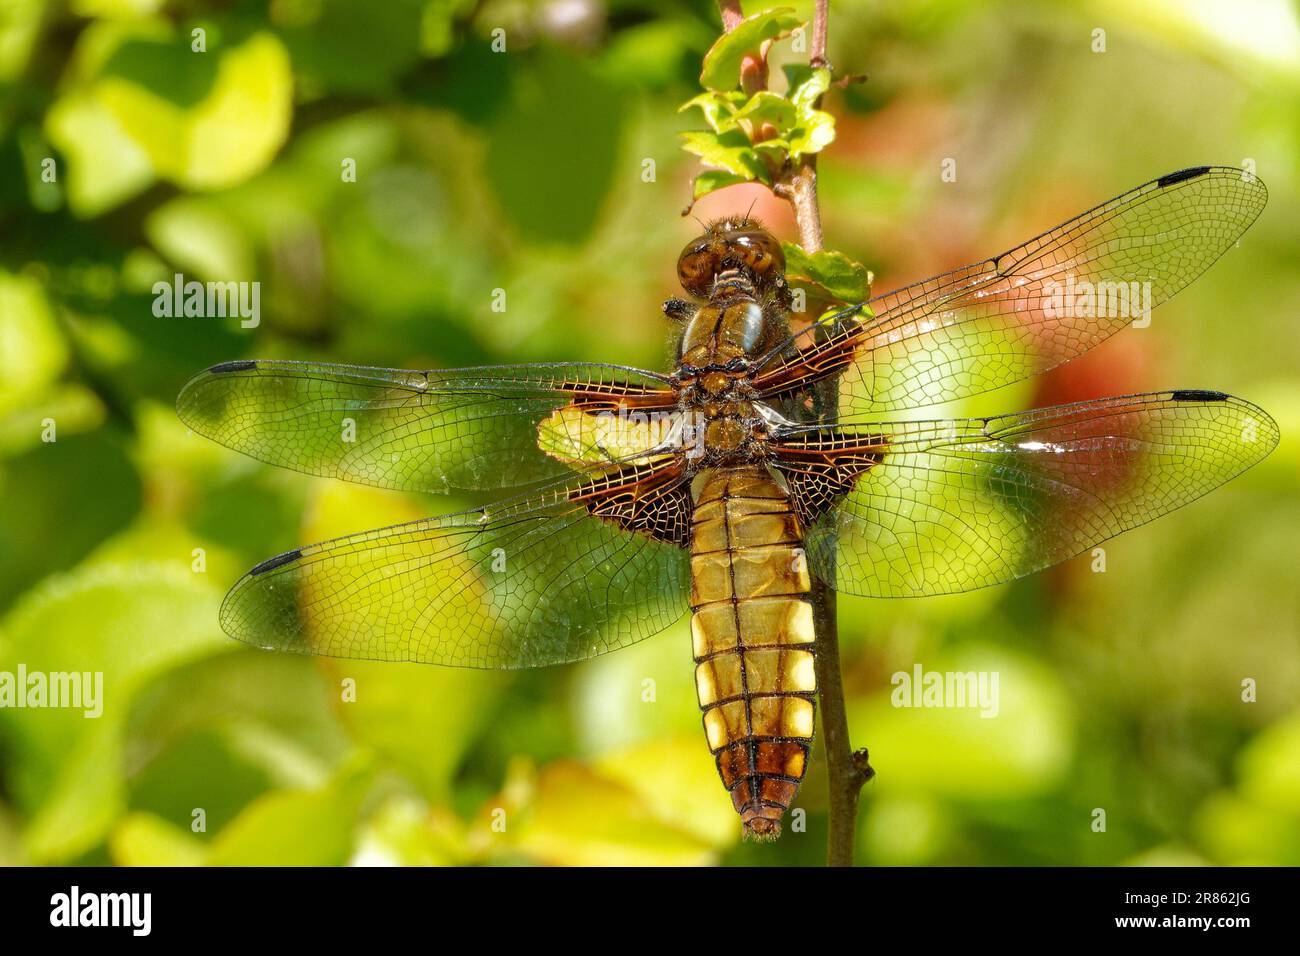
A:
679;299;765;368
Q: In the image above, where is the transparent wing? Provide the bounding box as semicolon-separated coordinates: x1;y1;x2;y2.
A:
772;390;1278;597
754;167;1267;415
177;359;678;492
220;458;693;668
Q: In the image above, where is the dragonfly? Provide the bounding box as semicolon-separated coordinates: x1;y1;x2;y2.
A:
178;166;1277;840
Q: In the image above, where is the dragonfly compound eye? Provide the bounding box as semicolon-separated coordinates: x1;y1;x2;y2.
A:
677;222;786;298
677;239;721;298
728;229;785;283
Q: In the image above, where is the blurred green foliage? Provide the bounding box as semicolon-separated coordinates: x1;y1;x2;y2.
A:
1;0;1298;866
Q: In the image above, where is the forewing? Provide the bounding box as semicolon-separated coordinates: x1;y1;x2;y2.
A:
219;460;693;668
177;359;678;492
754;167;1267;414
773;391;1277;597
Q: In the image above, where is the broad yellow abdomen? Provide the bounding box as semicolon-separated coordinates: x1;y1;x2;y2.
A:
690;466;817;838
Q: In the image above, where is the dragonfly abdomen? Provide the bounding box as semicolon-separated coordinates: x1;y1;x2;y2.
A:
689;465;817;839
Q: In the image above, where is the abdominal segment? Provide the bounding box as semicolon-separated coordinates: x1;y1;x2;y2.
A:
689;466;817;839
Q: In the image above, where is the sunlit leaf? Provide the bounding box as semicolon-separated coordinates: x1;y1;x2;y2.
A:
700;7;804;91
72;0;166;17
99;32;293;190
0;272;69;416
732;90;797;132
0;0;43;81
351;797;467;867
786;106;836;158
846;645;1075;799
1237;711;1300;812
44;88;155;215
109;812;207;867
145;198;255;281
0;563;226;861
485;759;718;866
691;169;749;202
1121;844;1212;867
678;90;747;132
595;738;739;848
571;619;697;754
206;761;373;866
790;66;832;108
1194;790;1300;865
860;795;952;865
782;243;872;303
680;128;770;182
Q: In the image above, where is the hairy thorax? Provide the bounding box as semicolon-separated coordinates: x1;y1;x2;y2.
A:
676;298;771;463
668;220;796;468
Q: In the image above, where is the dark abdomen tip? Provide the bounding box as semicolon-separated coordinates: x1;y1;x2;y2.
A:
742;812;782;842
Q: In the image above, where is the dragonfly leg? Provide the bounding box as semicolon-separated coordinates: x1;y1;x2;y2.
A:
662;297;696;322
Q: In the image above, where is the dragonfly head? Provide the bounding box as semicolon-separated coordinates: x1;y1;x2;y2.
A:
677;217;786;299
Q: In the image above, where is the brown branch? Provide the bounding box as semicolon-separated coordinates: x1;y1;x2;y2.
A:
787;0;828;252
718;0;872;867
796;0;873;871
718;0;744;29
811;576;872;867
784;167;824;253
810;0;830;69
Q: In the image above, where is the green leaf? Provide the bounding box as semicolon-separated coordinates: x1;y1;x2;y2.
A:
678;91;746;133
680;128;770;183
752;138;792;163
0;272;68;415
486;51;624;243
1194;791;1300;866
110;813;207;867
487;759;719;866
700;7;805;91
145;198;254;282
101;32;293;191
595;739;739;849
760;66;836;159
846;646;1075;800
791;66;832;108
604;18;715;87
787;107;837;159
732;90;797;132
692;170;749;201
47;31;294;208
0;562;226;861
0;432;141;608
1238;711;1300;812
352;796;464;866
782;243;873;303
781;62;814;94
44;88;155;216
22;724;123;863
281;0;426;95
206;761;374;866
